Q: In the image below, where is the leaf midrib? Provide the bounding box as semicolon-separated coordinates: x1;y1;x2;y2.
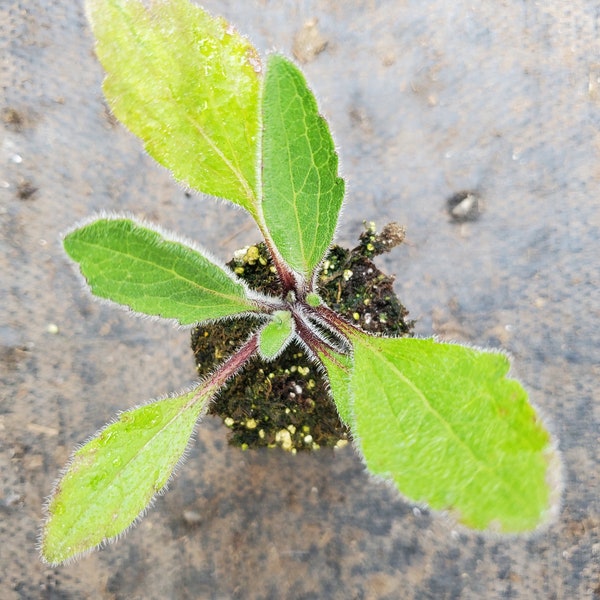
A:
75;235;253;309
108;0;257;210
51;389;208;557
357;336;534;517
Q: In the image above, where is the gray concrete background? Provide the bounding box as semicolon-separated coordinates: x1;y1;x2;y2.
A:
1;1;599;598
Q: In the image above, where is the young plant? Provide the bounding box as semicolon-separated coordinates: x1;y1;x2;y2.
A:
41;0;560;565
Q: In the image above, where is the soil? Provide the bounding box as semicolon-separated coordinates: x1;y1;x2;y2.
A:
191;223;413;451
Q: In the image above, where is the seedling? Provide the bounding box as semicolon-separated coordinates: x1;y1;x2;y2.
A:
41;0;560;565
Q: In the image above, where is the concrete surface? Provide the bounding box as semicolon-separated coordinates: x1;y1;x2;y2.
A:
1;0;599;598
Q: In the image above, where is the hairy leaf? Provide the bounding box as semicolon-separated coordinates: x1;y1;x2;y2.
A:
262;55;345;278
348;333;558;532
86;0;261;213
318;348;353;426
64;218;258;324
258;310;294;360
41;386;210;565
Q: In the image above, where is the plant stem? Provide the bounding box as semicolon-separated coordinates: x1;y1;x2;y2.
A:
205;333;260;393
292;305;349;358
265;238;299;294
314;303;360;339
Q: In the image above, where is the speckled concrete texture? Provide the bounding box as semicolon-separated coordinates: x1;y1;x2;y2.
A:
1;1;599;598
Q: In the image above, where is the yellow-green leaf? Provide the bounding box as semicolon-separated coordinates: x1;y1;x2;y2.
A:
41;386;210;565
318;348;353;426
348;333;559;532
86;0;262;213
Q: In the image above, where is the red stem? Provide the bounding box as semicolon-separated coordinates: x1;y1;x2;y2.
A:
314;303;360;339
263;238;298;295
205;333;259;393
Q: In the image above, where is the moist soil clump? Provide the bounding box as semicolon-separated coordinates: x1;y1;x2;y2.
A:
191;222;413;452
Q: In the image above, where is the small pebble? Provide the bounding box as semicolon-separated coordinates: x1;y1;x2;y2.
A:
447;191;481;222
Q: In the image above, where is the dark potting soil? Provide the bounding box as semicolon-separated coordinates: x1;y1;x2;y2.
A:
191;222;413;452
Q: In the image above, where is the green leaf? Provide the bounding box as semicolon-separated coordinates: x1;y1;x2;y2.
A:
306;292;322;307
258;310;294;360
86;0;261;214
261;55;345;278
41;385;210;565
64;218;258;324
317;348;353;426
348;333;558;532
